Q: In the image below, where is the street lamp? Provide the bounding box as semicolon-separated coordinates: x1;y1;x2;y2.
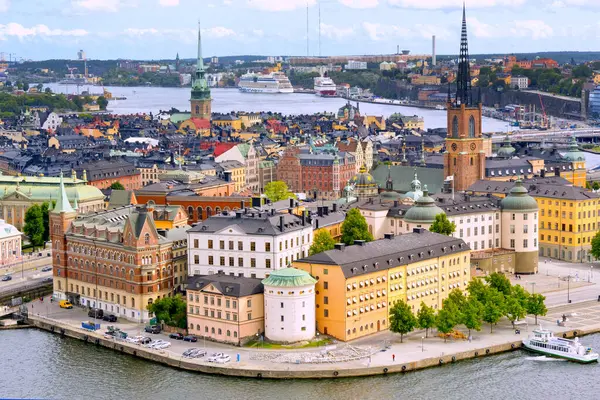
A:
421;336;424;352
590;266;594;283
529;282;536;295
567;275;571;304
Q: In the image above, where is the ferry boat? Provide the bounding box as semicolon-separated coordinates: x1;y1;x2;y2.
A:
238;72;294;94
314;76;337;97
522;327;598;363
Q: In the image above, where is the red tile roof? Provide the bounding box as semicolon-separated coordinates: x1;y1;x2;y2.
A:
213;142;237;157
190;118;211;130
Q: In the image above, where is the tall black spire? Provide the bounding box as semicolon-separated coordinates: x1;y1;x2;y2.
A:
455;2;472;107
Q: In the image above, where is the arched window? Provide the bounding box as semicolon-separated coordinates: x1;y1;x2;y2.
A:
197;207;203;220
468;115;476;138
196;324;200;331
215;207;221;214
452;116;459;138
195;105;200;115
211;327;215;334
470;157;474;166
206;207;212;217
218;328;222;335
234;331;238;338
187;206;194;219
144;233;150;245
227;330;231;337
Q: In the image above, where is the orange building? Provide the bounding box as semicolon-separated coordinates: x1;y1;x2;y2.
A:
75;160;142;191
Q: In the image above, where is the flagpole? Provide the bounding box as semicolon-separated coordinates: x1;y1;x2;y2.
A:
452;175;455;201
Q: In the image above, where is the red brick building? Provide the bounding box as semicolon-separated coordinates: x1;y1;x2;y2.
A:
75;160;142;191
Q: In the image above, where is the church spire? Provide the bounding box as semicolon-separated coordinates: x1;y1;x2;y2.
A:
196;20;205;73
420;137;427;167
455;1;472;107
53;171;74;214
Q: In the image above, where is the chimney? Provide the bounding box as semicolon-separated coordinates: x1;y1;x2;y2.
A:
271;208;275;216
289;198;294;208
432;35;436;66
332;203;337;212
223;171;232;182
288;208;293;215
317;206;323;217
323;206;329;216
236;211;242;219
315;219;319;229
244;208;248;214
394;200;399;208
279;215;284;232
240;200;245;209
554;167;560;177
302;211;306;226
354;240;366;246
413;228;426;234
540;169;546;178
334;243;346;251
384;233;394;240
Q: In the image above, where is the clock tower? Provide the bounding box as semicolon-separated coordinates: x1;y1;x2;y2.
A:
443;4;484;192
190;22;211;120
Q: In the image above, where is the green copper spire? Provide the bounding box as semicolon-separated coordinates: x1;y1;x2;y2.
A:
52;171;75;214
191;20;210;101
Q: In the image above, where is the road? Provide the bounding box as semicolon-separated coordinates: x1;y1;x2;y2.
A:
0;267;52;294
533;257;599;307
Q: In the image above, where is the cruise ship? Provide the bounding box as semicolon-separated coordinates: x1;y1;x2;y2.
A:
238;71;294;94
314;76;337;97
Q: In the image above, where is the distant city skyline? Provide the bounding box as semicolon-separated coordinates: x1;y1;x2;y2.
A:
1;0;599;61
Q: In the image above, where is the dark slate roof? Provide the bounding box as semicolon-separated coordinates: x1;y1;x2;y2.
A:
299;229;468;279
186;273;264;298
188;211;310;236
370;164;444;194
468;179;600;201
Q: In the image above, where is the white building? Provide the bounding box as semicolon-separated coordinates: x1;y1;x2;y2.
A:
0;219;22;267
41;112;63;131
512;75;529;90
187;210;313;279
262;267;317;343
215;144;259;192
345;60;368;70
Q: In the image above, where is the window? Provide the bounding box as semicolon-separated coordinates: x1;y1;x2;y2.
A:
510;225;515;234
251;258;256;268
219;241;225;250
250;242;256;251
229;257;234;267
219;256;225;266
324;281;328;289
194;255;199;264
247;313;252;320
523;214;528;221
194;239;199;248
324;296;329;305
247;299;252;307
265;259;271;269
208;256;214;265
281;315;284;322
144;233;150;245
510;239;515;248
238;241;243;251
324;309;329;318
452;116;459;138
238;257;244;267
208;240;213;249
523;239;528;248
265;242;271;252
229;241;234;250
468;115;475;138
523;225;528;234
204;296;208;304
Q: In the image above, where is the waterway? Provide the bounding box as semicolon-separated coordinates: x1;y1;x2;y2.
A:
2;328;599;399
46;83;510;132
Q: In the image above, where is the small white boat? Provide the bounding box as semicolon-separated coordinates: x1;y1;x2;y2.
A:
522;326;598;363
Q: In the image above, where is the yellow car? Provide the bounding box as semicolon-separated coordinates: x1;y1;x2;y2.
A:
59;300;73;309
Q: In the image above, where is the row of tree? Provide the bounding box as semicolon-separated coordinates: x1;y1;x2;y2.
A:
23;202;53;250
389;272;548;342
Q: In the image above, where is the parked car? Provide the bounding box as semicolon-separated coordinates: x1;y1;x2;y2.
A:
169;333;184;340
41;266;52;272
215;355;231;364
144;325;161;334
183;335;198;342
207;353;226;362
59;300;73;309
1;274;12;282
140;337;152;345
103;314;117;322
42;277;53;283
88;309;104;319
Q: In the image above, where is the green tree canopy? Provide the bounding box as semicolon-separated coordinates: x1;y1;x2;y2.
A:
147;294;187;329
41;202;51;243
429;213;456;236
341;208;374;246
505;296;527;328
389;300;417;343
264;181;296;202
24;204;44;249
467;278;488;303
482;288;505;333
527;293;548;325
435;306;457;342
110;181;125;190
416;301;436;338
463;296;484;337
97;95;109;110
485;272;512;297
591;231;600;260
309;230;336;256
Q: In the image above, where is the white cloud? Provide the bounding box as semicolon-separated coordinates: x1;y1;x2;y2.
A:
252;29;264;37
0;23;88;41
203;26;236;38
338;0;379;8
246;0;316;11
159;0;179;6
510;20;553;39
388;0;525;9
320;23;354;39
72;0;123;12
0;0;10;13
223;0;233;4
362;22;410;41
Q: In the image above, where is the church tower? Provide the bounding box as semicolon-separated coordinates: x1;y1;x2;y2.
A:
443;3;484;192
50;171;78;301
190;22;211;120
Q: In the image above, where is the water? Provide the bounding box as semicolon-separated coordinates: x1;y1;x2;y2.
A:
45;84;509;132
2;329;600;400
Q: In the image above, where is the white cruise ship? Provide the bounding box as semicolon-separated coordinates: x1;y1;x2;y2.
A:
238;71;294;94
314;76;337;97
522;327;598;363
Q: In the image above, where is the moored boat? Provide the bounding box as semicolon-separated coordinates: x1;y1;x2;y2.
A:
522;326;598;363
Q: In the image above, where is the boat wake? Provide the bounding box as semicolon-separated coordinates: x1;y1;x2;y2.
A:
525;356;566;362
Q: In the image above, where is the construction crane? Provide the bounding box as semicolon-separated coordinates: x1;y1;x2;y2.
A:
538;93;549;129
66;64;78;78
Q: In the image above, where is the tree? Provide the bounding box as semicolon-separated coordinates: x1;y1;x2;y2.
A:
97;95;109;110
309;230;336;256
435;306;456;342
341;208;374;246
44;87;52;94
24;204;44;250
36;83;44;92
23;82;30;91
482;288;505;333
591;231;600;261
416;301;436;338
527;294;548;325
429;213;456;236
463;296;483;337
146;294;187;329
41;202;53;243
485;272;512;297
110;181;125;190
593;182;600;191
263;181;296;202
505;296;526;328
389;300;417;343
467;277;488;303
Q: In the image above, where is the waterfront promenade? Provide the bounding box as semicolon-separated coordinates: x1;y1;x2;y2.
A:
21;294;600;379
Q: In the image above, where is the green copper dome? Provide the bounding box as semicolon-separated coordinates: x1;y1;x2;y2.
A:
497;135;515;159
561;136;585;162
500;179;538;212
381;190;401;201
262;267;317;288
349;165;377;188
403;185;444;223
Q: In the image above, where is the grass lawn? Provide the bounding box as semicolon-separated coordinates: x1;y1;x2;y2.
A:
243;338;333;349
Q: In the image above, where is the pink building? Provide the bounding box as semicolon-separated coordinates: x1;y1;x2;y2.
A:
0;219;22;266
186;274;264;345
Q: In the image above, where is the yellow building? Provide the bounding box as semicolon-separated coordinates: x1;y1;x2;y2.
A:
411;75;441;85
293;230;470;341
217;160;246;192
213;114;243;131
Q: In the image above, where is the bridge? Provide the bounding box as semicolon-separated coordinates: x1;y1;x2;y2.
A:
491;128;600;145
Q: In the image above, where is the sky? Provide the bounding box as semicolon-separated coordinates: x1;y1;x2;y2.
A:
1;0;600;61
